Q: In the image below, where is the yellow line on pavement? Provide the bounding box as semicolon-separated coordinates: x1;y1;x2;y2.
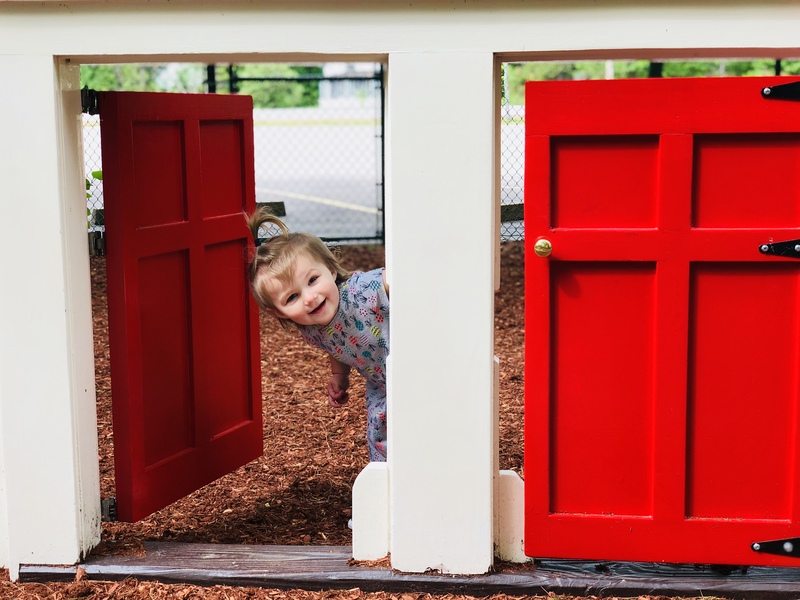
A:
261;189;380;215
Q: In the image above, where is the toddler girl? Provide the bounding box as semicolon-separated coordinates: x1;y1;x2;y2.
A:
246;208;389;462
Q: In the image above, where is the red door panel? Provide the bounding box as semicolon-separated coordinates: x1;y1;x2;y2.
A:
99;91;262;522
525;76;800;566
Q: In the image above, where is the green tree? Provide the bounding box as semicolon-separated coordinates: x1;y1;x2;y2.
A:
613;60;651;79
505;62;577;104
231;64;322;108
780;61;800;75
80;64;168;91
158;64;205;92
504;58;800;104
505;60;649;104
662;61;720;77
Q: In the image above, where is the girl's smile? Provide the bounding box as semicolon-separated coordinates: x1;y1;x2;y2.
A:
266;253;340;326
310;299;326;315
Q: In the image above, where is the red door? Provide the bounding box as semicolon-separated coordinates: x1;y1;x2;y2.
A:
525;76;800;566
100;91;262;522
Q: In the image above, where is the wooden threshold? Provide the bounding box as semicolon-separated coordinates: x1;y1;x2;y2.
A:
19;543;800;599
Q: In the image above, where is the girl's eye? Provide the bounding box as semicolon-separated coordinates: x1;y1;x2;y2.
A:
286;293;298;304
309;275;319;285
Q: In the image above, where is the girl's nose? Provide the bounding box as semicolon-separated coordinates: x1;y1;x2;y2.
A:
303;289;316;305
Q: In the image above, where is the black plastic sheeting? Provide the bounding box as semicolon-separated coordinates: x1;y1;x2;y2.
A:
19;544;800;599
529;558;800;599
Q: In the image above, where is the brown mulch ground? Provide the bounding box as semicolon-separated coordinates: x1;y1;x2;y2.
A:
90;241;525;555
0;242;717;600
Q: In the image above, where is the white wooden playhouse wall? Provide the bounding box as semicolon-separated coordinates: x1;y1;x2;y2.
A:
0;0;798;580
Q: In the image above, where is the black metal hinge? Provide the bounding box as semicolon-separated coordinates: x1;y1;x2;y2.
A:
81;87;99;115
752;537;800;557
761;80;800;101
758;239;800;258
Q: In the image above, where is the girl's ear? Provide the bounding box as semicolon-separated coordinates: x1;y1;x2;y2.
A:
265;306;284;319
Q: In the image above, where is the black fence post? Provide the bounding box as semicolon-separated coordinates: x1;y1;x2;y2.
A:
228;64;239;93
207;65;217;93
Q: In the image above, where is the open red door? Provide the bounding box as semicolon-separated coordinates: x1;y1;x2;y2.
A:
99;91;262;522
525;76;800;566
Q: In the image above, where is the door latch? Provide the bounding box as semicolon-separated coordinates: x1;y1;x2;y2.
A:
758;239;800;258
762;80;800;101
752;537;800;557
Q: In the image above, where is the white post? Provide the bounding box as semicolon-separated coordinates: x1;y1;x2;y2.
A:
0;55;100;578
385;52;496;575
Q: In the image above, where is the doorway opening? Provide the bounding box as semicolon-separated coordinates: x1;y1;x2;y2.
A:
495;55;800;486
510;54;800;567
83;60;386;555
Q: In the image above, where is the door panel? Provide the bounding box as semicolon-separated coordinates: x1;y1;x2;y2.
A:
550;262;656;518
687;264;797;521
552;136;660;228
525;76;800;566
693;134;800;227
100;91;262;522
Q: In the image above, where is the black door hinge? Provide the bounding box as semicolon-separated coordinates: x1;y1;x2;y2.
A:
81;87;99;115
761;80;800;101
758;239;800;258
752;537;800;557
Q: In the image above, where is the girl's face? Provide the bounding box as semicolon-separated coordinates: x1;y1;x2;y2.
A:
265;253;340;326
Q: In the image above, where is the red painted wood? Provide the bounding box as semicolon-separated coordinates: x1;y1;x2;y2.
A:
99;92;262;522
524;76;800;566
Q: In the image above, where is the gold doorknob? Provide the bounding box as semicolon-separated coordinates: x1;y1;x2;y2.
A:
533;238;552;258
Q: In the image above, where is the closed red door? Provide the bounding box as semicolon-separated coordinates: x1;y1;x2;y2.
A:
525;76;800;566
100;91;262;522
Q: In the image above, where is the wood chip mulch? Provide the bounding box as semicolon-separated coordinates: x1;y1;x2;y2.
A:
1;242;719;600
90;242;525;557
0;571;706;600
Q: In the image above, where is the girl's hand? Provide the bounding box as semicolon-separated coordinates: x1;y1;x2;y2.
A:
328;357;351;408
328;372;350;408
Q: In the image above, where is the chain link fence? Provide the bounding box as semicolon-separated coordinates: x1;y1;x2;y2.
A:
82;64;386;253
500;99;525;242
83;62;529;253
86;60;798;251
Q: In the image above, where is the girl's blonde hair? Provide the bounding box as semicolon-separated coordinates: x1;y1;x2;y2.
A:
245;207;351;327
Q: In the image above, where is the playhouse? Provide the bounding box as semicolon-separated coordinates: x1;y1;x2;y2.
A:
2;0;800;582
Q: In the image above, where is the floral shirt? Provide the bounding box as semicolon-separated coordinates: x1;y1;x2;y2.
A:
298;268;390;388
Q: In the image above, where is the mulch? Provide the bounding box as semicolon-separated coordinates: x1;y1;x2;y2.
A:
90;241;525;555
0;242;717;600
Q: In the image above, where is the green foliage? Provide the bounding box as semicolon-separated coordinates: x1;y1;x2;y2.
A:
504;59;800;104
84;62;325;108
662;61;721;77
505;61;642;104
85;171;103;229
163;64;206;92
613;60;651;79
231;64;322;108
85;170;102;198
80;64;205;93
81;64;165;91
780;61;800;75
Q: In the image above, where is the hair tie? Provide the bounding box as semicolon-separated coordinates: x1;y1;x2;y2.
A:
255;237;264;248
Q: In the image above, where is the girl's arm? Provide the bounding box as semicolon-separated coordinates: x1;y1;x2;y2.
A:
382;267;390;298
328;356;351;408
